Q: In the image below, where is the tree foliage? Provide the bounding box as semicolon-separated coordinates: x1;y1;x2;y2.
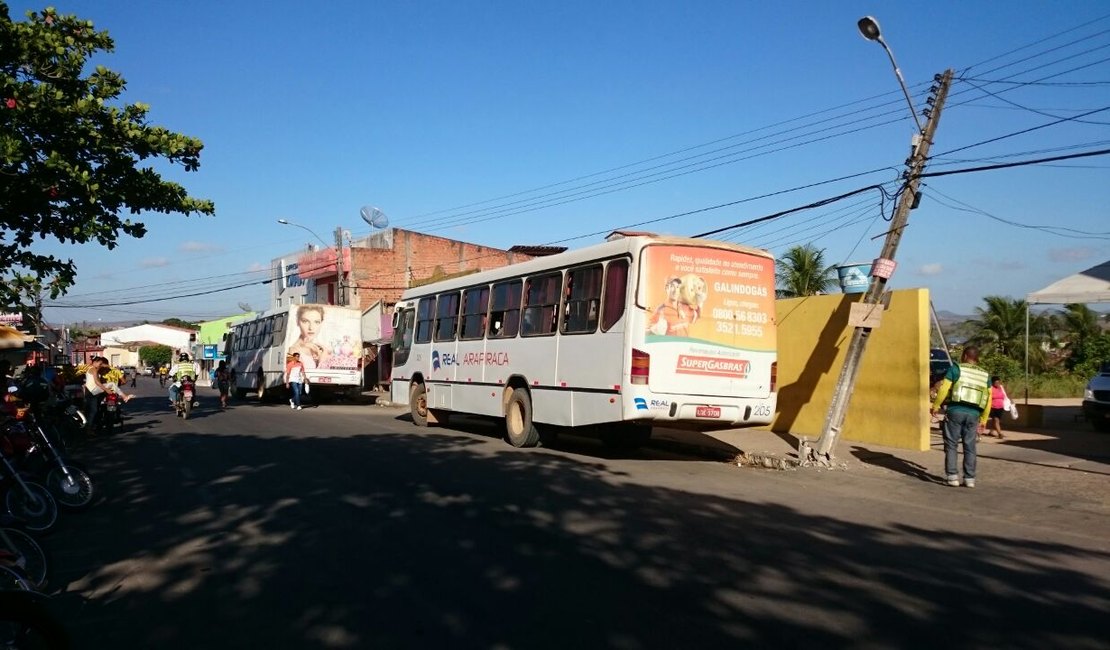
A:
0;3;214;309
139;343;171;369
968;296;1054;372
775;244;837;298
161;317;198;330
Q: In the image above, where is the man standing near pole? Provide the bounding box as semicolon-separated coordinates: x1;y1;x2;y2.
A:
930;346;990;488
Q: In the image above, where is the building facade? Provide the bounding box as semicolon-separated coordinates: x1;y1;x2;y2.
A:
270;228;539;313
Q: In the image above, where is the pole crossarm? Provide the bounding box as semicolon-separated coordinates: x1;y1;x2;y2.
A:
799;69;954;467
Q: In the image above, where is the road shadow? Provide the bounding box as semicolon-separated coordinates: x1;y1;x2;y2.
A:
849;445;944;483
40;423;1110;649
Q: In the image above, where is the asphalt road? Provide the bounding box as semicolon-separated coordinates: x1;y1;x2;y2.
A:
39;380;1110;649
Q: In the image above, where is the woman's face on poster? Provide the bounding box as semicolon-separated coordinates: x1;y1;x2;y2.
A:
299;310;323;340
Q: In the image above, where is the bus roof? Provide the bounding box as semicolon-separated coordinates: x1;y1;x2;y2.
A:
398;234;773;300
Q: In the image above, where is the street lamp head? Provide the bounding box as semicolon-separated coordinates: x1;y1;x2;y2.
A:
858;16;882;42
277;219;289;225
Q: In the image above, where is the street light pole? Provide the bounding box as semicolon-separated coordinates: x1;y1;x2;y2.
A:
277;219;345;305
857;16;925;135
799;18;954;466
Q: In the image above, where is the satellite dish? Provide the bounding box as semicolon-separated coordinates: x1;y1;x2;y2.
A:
360;205;389;229
237;302;252;312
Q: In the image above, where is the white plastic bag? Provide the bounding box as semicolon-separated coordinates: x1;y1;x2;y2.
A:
304;382;310;394
1008;402;1019;420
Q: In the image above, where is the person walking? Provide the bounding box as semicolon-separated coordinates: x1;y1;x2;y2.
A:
930;346;991;488
285;352;308;410
986;376;1009;440
214;360;231;410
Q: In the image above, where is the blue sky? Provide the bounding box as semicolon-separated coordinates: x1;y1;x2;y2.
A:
21;0;1110;325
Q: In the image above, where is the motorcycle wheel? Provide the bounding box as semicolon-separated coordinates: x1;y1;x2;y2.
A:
45;464;95;511
3;483;58;534
0;527;49;590
182;399;191;420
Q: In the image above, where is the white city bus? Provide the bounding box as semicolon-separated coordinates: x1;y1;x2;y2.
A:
225;303;363;400
389;234;777;448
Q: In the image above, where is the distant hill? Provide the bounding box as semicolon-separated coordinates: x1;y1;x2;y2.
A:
935;310;972;324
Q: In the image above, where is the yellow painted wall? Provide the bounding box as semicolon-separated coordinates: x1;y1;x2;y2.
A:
772;289;931;451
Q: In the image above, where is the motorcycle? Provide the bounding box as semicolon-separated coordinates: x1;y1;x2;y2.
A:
96;392;123;435
0;426;58;534
4;388;95;512
175;377;197;420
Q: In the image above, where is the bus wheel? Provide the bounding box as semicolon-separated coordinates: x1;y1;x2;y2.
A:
505;388;540;448
410;383;429;427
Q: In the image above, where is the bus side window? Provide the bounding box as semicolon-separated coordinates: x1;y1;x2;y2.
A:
522;272;560;337
415;298;435;344
460;286;490;341
434;292;460;342
489;279;521;338
562;264;603;334
601;259;629;331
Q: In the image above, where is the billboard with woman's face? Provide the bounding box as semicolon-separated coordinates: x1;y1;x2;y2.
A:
284;304;361;371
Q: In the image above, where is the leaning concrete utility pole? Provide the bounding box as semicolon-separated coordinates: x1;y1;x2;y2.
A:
800;68;953;466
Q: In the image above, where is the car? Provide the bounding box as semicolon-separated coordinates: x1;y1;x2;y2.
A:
1082;362;1110;432
929;348;953;386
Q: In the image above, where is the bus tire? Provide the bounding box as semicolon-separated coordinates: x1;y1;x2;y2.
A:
505;388;540;448
410;383;429;427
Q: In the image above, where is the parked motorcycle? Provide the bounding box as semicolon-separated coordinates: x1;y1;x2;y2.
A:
5;414;94;513
0;428;57;534
0;518;49;591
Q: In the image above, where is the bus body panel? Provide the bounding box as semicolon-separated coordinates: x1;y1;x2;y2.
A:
227;304;363;396
390;235;777;431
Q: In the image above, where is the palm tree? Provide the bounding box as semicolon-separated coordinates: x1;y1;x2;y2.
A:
1059;303;1100;350
968;295;1054;370
775;244;837;298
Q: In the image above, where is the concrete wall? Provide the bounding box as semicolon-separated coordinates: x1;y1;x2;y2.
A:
773;289;930;451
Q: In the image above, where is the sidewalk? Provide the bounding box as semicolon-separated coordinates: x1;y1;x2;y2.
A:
362;389;1109;480
657;398;1109;472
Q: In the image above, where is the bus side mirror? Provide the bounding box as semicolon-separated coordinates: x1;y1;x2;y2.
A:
391;311;400;328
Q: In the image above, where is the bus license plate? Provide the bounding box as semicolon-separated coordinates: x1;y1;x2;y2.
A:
316;377;332;383
696;406;721;418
